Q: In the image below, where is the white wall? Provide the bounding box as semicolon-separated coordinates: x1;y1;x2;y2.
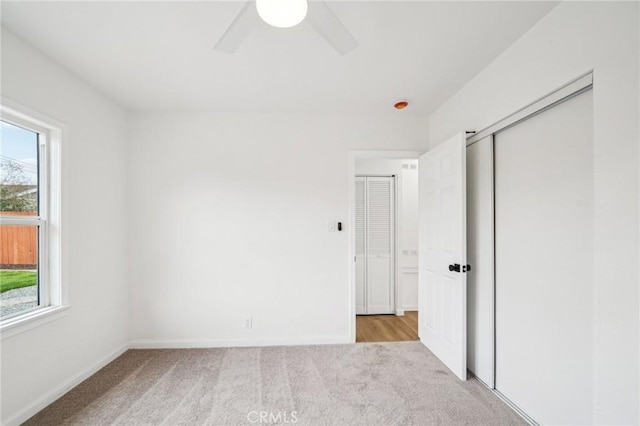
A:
428;2;639;424
128;113;428;346
0;29;130;424
355;158;419;311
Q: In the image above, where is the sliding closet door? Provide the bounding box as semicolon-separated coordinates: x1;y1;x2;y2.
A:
466;135;494;387
495;90;593;424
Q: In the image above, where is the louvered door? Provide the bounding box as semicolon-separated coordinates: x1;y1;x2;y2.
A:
355;176;395;315
355;177;367;315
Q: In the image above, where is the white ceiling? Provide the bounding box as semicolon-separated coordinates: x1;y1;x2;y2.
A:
1;1;558;114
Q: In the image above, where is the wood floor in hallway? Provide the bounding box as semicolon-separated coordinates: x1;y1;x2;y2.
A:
356;311;418;342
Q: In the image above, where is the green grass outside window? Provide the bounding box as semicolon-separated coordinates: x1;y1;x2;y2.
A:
0;271;37;293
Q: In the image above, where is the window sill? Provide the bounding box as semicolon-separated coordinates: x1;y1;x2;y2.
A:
1;305;70;340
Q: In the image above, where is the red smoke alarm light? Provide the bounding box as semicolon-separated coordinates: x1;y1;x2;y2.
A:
394;100;409;110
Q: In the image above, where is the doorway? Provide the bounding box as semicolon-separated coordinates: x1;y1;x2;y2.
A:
349;152;421;343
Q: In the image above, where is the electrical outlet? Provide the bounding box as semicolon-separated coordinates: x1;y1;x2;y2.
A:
328;221;336;232
244;317;253;329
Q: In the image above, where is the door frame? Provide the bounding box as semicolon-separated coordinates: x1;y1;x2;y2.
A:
348;150;422;342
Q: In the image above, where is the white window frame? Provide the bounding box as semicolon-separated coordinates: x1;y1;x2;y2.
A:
0;98;68;339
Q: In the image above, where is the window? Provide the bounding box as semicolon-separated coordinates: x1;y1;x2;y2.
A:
0;101;65;333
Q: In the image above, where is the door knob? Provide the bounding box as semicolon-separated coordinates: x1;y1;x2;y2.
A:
449;264;461;272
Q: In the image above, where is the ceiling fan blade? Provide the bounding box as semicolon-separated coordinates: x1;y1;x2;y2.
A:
307;1;359;55
214;0;259;54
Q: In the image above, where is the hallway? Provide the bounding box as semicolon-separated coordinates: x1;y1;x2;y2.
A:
356;311;418;342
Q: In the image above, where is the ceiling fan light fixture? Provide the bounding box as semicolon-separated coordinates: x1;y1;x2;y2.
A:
256;0;308;28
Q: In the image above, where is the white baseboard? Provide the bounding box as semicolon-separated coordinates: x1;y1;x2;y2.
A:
402;305;418;311
129;335;352;349
395;310;405;316
3;343;129;426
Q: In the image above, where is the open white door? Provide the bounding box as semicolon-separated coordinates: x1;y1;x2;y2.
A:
418;132;467;380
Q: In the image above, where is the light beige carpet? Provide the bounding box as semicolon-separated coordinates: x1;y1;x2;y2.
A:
25;342;525;425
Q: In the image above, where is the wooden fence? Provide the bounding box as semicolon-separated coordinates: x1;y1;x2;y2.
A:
0;212;37;268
